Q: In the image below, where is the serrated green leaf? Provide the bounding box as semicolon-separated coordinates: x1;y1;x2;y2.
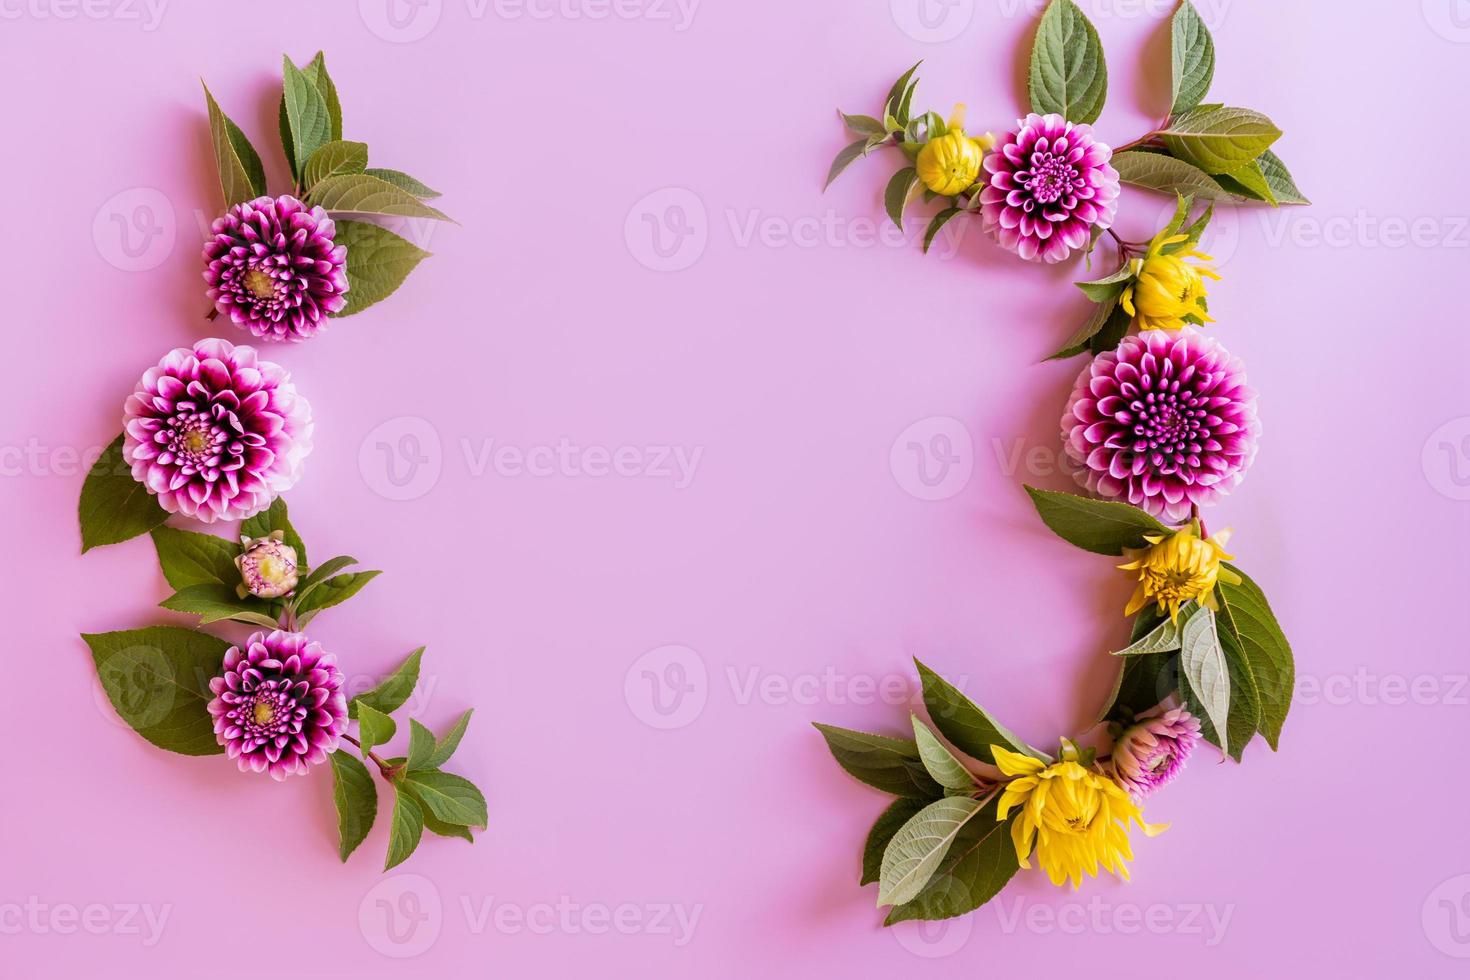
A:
1111;605;1194;655
281;55;333;181
1159;105;1282;175
78;435;169;552
1028;0;1108;124
911;716;977;792
1179;605;1231;756
405;770;488;828
884;797;1018;924
329;750;377;861
384;786;425;871
825;138;871;191
1112;150;1242;201
1219;158;1277;205
240;498;308;570
149;526;240;590
302;140;368;191
1048;297;1122;360
423;709;473;770
351;647;425;719
406;719;436;771
309;173;452;222
403;783;475;842
862;798;927;886
1023;485;1169;555
841;112;886;137
878;796;983;907
1253;149;1309;205
915;661;1047;765
923;207;962;254
813;723;943;799
1076;263;1138;304
884;167;919;231
1217;564;1294;748
362;168;442;200
306;51;342;141
884;61;922;126
1187;608;1261;762
356;702;396;760
1087;301;1135;356
83;627;228;756
332;219;432;317
159;584;279;627
202;84;266;208
1170;1;1215;116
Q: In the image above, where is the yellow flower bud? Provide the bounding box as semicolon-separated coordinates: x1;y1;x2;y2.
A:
1120;232;1221;331
915;103;992;197
1118;527;1241;624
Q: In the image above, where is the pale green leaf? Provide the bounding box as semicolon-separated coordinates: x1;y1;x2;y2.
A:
1028;0;1108;124
878;796;983;907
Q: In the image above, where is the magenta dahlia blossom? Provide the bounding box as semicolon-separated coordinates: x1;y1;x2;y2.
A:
207;631;348;781
1060;329;1259;522
122;338;313;523
203;195;349;342
978;113;1119;263
1111;706;1201;799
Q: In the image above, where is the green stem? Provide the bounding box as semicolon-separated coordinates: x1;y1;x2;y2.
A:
341;734;396;779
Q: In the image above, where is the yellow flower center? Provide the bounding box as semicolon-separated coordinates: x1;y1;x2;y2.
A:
182;429;210;454
253;701;275;725
243;268;277;300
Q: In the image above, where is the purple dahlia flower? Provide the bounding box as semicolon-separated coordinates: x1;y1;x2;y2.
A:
1060;329;1259;523
978;113;1119;264
207;631;348;781
1111;706;1201;799
122;338;313;523
203;195;349;342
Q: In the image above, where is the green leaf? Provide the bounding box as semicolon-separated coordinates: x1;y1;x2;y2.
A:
202;83;266;207
1107;651;1179;723
404;783;475;842
1028;0;1108;125
915;660;1047;765
883;167;919;231
406;719;437;771
878;796;983;907
1217;564;1294;748
1187;613;1261;762
297;571;380;618
922;207;962;254
1087;301;1135;356
83;627;229;756
1048;297;1121;360
1179;605;1231;756
309;173;452;222
862;798;927;886
302;140;368;191
813;723;943;799
1218;158;1277;206
404;770;488;828
79;435;168;552
149;526;240;589
356;702;396;760
1112;605;1194;655
329;750;377;861
306;52;343;141
159;584;279;627
332;219;432;317
281;54;334;181
1164;198;1214;254
384;785;425;871
883;61;922;127
363;168;442;200
1252;149;1309;205
1158;105;1282;175
240;498;308;570
351;647;425;719
884;797;1019;924
1169;1;1216;116
824;138;871;191
910;716;977;792
1023;486;1169;555
1112;150;1243;201
841;112;886;137
423;709;473;770
1076;263;1138;304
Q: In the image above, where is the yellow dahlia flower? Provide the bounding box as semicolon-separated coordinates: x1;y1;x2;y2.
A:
1119;527;1242;624
1120;231;1220;331
915;104;995;197
993;744;1168;889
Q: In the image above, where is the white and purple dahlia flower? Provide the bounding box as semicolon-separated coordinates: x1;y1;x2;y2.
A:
207;631;348;781
1110;706;1201;800
1060;329;1259;523
121;338;313;523
203;195;349;342
979;113;1119;264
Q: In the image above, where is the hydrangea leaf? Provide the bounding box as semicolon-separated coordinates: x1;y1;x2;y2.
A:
302;140;368;193
1217;563;1295;748
83;626;228;756
1158;105;1282;175
1111;150;1242;201
363;168;442;200
309;173;452;222
79;435;169;552
862;798;928;886
1178;606;1231;757
884;797;1018;924
281;54;334;181
1028;0;1107;125
877;796;984;907
910;716;977;793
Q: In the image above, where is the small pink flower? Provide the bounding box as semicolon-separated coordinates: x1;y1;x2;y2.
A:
1111;706;1201;799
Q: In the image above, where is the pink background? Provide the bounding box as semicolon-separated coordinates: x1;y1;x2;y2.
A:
3;1;1468;976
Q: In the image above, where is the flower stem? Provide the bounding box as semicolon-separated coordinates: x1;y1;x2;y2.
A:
205;307;219;321
341;734;396;779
